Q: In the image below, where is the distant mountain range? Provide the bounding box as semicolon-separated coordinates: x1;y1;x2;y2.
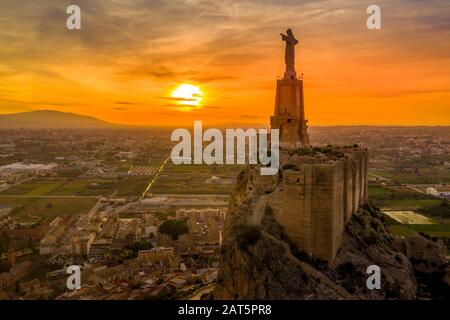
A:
0;110;117;129
0;110;448;129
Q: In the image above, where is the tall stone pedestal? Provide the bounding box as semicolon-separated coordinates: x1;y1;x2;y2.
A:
270;78;309;149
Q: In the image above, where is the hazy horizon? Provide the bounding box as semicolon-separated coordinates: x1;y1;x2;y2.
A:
2;109;450;128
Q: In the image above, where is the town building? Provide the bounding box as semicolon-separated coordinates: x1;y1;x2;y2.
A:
176;207;227;220
427;186;450;198
138;247;175;264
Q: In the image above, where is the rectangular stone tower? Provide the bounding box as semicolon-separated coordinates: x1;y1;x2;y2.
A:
267;149;369;262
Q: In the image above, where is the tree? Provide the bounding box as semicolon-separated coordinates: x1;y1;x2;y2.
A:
158;220;189;240
125;240;153;254
0;233;10;255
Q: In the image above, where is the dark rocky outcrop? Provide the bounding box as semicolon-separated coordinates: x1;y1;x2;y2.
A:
213;158;450;300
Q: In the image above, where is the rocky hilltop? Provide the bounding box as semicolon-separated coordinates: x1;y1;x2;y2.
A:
213;148;450;300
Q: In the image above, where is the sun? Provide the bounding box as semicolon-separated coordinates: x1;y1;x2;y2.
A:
171;84;203;108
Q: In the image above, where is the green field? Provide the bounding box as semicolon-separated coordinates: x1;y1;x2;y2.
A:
389;224;450;238
0;196;33;207
370;170;394;180
1;161;240;197
54;179;118;196
152;163;242;195
383;210;438;224
1;180;64;196
383;203;450;238
382;199;442;209
370;169;450;184
116;177;150;196
388;225;417;237
368;185;390;195
407;224;450;237
1;177;151;197
50;179;95;195
0;196;98;223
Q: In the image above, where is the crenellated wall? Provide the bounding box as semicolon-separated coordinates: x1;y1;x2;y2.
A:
267;148;369;262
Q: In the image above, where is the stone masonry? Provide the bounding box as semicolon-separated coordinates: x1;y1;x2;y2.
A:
265;148;369;262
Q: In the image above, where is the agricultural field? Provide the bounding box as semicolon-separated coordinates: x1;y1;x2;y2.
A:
368;185;390;195
387;185;419;194
50;179;102;195
389;224;450;239
127;165;157;176
115;176;150;196
0;196;98;223
369;170;393;181
381;199;442;209
388;225;416;237
0;177;152;198
369;182;443;210
370;182;450;251
382;210;438;224
369;169;450;184
1;180;64;196
406;224;450;237
152;163;242;195
368;184;420;196
0;196;33;208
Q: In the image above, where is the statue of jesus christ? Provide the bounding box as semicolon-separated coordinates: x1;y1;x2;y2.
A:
281;29;299;79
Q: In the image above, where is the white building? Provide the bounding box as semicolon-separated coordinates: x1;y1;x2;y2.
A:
427;186;450;197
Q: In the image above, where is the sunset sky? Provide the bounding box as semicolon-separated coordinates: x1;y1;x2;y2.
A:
0;0;449;126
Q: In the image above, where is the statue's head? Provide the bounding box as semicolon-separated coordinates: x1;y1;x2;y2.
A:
287;29;293;35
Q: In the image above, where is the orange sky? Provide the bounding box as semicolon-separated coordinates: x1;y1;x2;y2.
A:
0;0;449;126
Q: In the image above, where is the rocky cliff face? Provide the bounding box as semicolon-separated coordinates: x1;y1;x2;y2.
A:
213;151;450;300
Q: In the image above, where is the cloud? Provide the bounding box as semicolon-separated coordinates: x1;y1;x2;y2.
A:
240;114;264;119
160;97;199;102
114;101;139;105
